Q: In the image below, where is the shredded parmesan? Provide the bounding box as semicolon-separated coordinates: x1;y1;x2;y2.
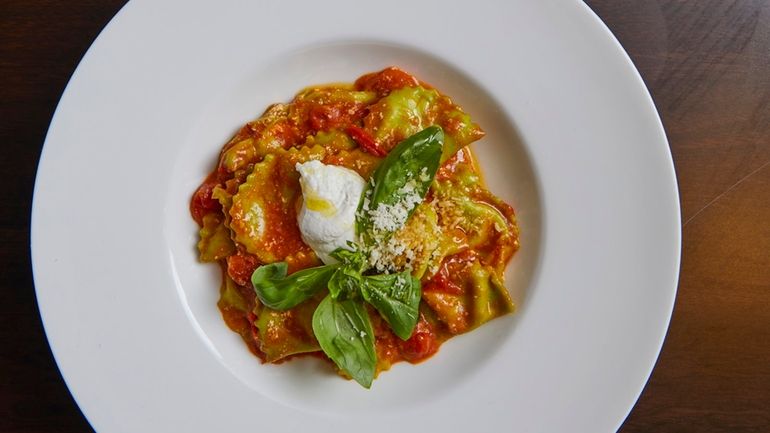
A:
367;236;411;273
367;179;422;233
360;178;429;272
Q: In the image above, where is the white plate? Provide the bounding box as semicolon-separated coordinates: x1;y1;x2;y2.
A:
32;0;680;432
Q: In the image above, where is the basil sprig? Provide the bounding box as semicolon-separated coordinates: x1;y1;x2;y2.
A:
250;127;444;388
251;250;421;388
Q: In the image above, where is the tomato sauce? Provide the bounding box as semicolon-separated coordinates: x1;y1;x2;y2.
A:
354;66;420;96
191;66;519;380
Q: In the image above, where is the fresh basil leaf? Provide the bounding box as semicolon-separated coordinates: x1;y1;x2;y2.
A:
327;267;364;301
357;126;444;241
329;247;367;273
361;272;421;340
251;262;338;310
312;295;376;388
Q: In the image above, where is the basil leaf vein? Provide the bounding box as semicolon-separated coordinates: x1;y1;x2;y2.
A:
312;295;376;388
361;272;422;340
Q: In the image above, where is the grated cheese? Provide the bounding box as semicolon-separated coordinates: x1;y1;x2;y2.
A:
360;178;428;273
367;179;422;233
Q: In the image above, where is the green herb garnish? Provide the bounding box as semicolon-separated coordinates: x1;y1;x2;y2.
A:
251;262;339;310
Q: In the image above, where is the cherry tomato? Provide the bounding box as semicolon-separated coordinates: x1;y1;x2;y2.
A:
399;319;439;363
355;66;420;96
190;176;221;225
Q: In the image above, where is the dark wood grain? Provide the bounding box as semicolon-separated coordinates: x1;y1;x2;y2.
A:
1;1;768;432
586;2;770;432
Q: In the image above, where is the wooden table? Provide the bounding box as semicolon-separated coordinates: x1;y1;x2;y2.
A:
2;1;768;431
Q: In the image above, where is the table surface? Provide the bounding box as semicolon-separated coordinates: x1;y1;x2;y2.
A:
2;1;768;432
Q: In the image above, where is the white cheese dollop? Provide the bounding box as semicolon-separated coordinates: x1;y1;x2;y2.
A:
296;160;366;264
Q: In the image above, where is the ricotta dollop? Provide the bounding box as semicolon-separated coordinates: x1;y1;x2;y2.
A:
295;160;366;264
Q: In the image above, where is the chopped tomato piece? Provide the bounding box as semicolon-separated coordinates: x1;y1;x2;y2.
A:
308;104;343;131
190;175;221;226
346;125;386;157
399;318;438;363
355;66;420;96
227;251;260;287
